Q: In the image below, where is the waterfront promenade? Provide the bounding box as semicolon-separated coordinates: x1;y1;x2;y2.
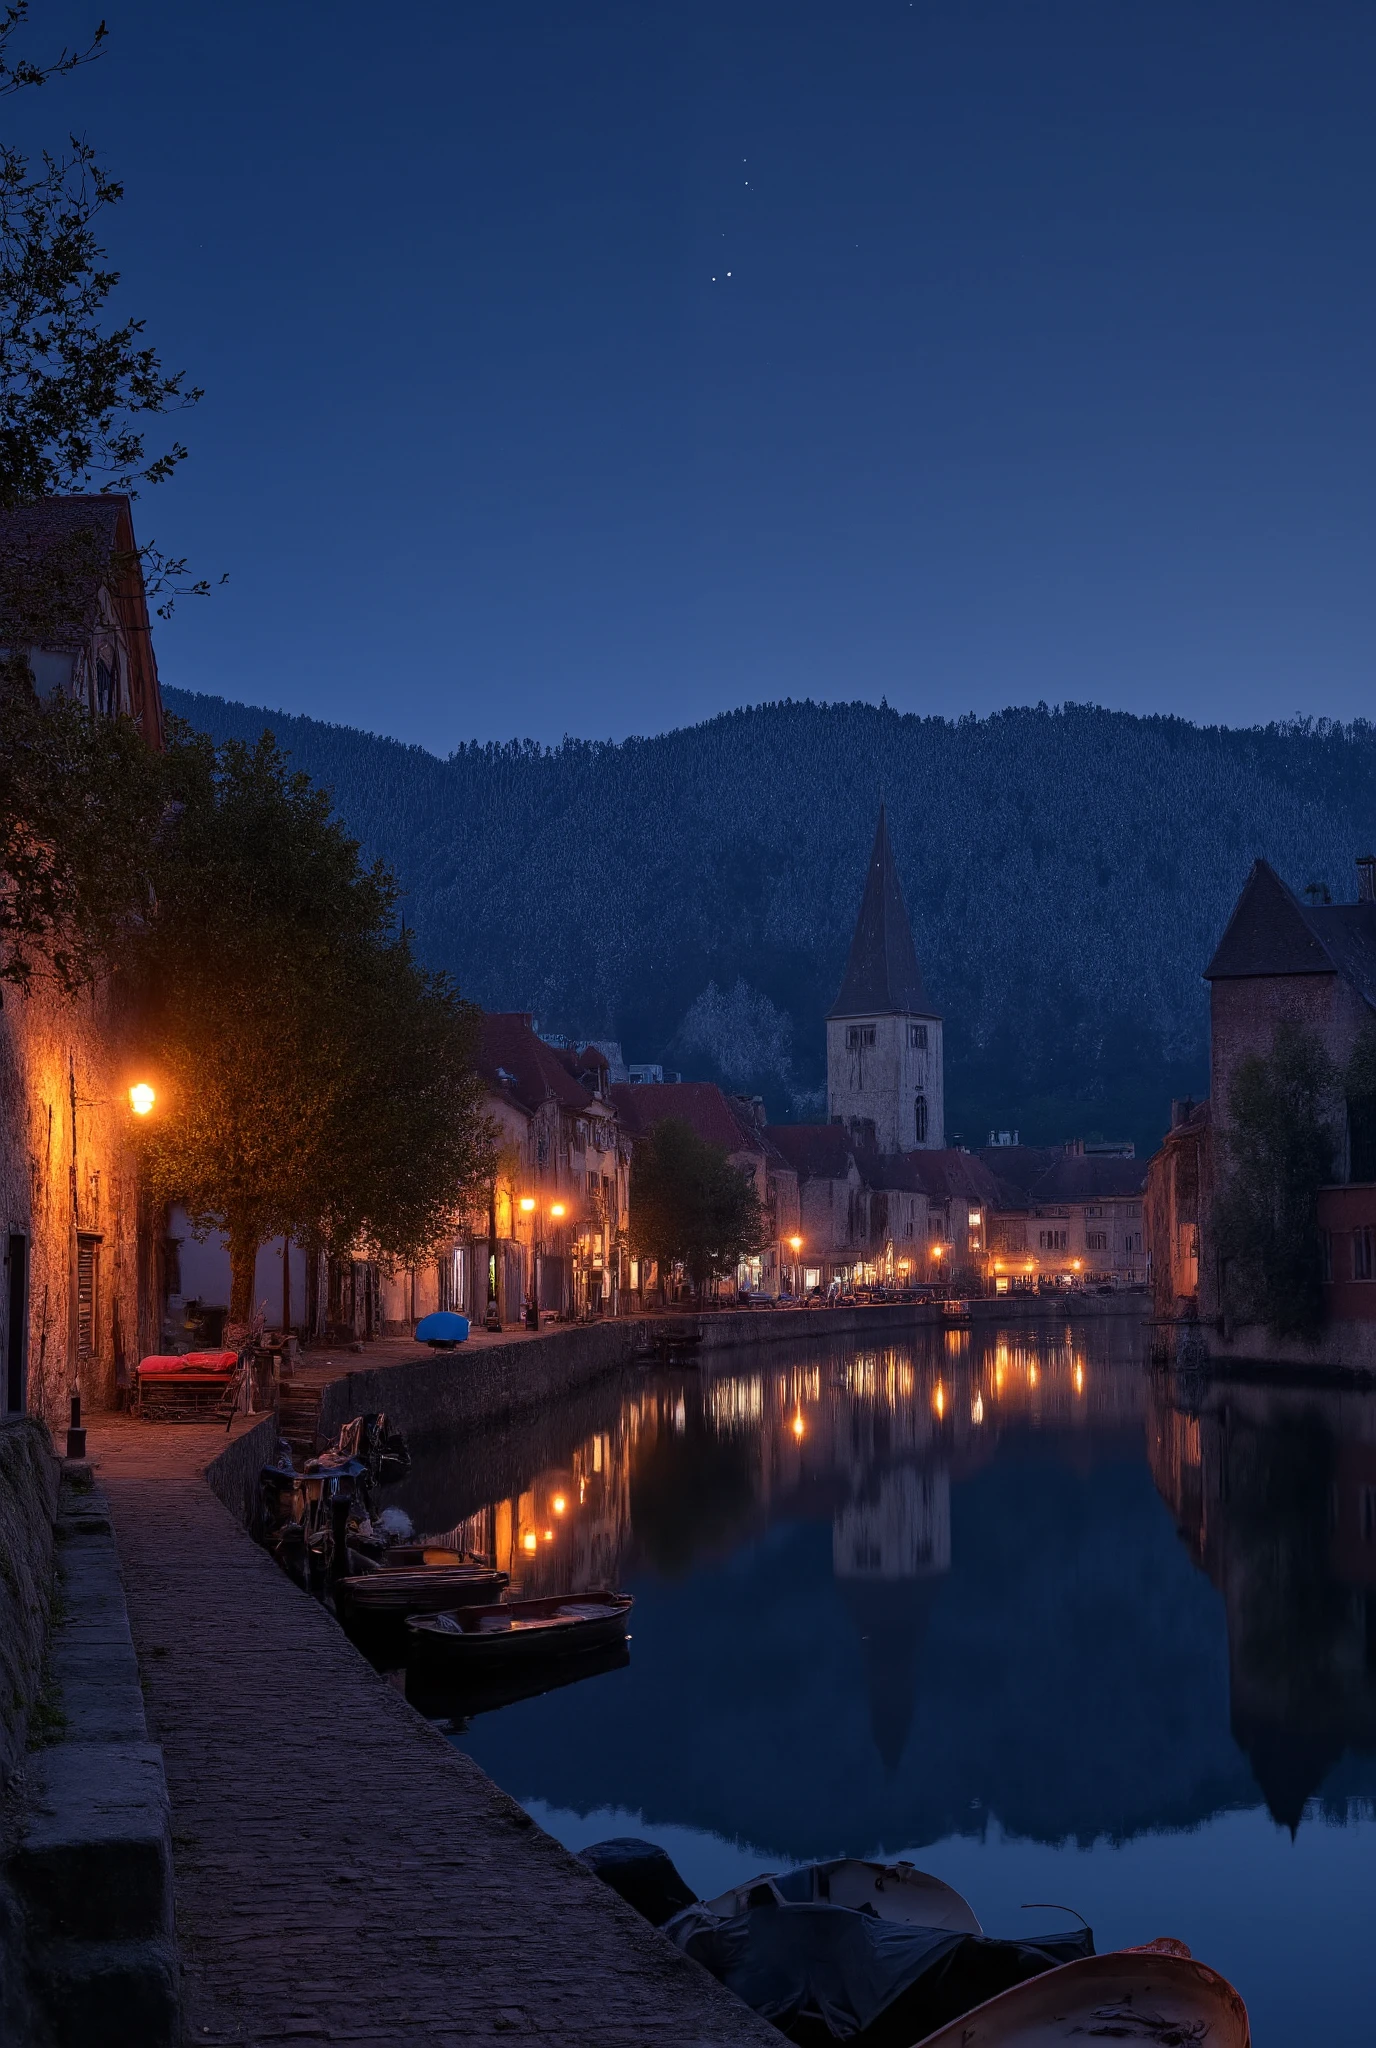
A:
87;1410;777;2048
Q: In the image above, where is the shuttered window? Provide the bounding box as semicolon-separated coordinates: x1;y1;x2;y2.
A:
77;1234;102;1361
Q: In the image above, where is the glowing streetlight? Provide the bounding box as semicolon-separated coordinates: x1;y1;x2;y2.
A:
789;1235;802;1252
520;1196;536;1213
552;1494;567;1515
550;1202;566;1219
128;1083;155;1116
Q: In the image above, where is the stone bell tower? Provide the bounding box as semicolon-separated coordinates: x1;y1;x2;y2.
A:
826;805;944;1153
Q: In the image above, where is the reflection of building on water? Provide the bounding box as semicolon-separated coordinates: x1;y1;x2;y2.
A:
833;1464;952;1776
443;1326;1142;1766
1149;1372;1376;1831
833;1467;951;1580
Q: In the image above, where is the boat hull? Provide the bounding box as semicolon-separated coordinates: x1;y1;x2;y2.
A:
336;1566;508;1616
406;1594;633;1667
908;1949;1250;2047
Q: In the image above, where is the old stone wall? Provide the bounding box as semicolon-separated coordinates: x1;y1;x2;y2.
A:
0;1416;58;1790
0;978;151;1432
1210;972;1368;1150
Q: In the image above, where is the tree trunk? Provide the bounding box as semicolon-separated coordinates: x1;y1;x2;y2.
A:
228;1220;261;1328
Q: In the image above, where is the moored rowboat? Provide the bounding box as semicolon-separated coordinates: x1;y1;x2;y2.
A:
336;1564;508;1616
908;1946;1249;2047
406;1593;633;1665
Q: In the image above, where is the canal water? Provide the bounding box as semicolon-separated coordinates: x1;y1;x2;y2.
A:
383;1321;1376;2043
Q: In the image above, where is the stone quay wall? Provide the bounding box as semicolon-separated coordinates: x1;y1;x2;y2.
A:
306;1294;1148;1457
0;1417;59;1790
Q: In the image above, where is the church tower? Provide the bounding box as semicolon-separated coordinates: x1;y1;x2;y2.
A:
827;805;944;1153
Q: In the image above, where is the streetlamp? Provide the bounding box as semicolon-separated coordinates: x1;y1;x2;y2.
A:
549;1201;566;1320
520;1195;540;1331
788;1234;803;1298
128;1083;156;1116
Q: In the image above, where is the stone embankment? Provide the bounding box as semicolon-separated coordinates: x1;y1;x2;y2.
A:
88;1416;780;2047
1;1420;177;2047
305;1293;1147;1448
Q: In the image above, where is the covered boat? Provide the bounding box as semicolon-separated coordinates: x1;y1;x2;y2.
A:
405;1593;633;1666
662;1859;1093;2046
908;1944;1249;2047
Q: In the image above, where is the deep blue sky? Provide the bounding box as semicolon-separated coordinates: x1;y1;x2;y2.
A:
18;2;1376;748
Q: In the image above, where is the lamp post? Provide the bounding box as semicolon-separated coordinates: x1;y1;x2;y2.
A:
484;1180;502;1331
520;1196;540;1331
549;1201;566;1319
788;1234;803;1298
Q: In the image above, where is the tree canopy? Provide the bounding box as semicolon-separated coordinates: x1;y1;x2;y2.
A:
629;1116;764;1294
134;725;490;1322
1213;1019;1338;1340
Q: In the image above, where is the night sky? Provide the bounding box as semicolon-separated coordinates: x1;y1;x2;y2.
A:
18;1;1376;747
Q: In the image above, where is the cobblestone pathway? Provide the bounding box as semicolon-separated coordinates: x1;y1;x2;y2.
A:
90;1419;775;2048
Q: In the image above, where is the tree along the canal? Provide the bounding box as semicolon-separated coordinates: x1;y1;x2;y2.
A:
0;5;208;989
629;1115;764;1301
134;724;491;1323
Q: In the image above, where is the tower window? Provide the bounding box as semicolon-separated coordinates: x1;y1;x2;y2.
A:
914;1092;928;1143
910;1024;927;1050
847;1025;876;1050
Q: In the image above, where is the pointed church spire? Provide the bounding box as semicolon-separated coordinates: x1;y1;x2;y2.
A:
829;804;932;1018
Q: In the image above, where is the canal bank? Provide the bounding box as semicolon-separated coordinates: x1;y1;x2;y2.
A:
86;1414;779;2048
299;1294;1149;1449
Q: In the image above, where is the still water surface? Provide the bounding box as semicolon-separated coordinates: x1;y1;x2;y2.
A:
386;1322;1376;2043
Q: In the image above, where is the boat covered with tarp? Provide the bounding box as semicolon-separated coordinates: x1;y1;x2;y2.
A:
584;1846;1093;2047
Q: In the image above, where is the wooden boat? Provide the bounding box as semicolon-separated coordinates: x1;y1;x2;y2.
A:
406;1592;633;1666
335;1562;508;1617
694;1858;983;1933
908;1945;1250;2047
405;1639;630;1720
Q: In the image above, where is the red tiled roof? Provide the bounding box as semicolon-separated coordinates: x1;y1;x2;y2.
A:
899;1151;1006;1205
479;1013;597;1115
763;1124;858;1181
1028;1156;1147;1202
610;1081;762;1156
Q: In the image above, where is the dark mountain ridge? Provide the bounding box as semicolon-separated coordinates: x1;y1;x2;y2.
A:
162;689;1376;1153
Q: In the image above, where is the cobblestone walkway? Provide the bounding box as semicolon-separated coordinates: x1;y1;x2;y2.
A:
89;1418;776;2048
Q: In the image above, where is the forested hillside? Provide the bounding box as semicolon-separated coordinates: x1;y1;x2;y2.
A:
163;690;1376;1154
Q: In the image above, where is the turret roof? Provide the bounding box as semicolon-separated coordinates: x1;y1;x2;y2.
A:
829;804;936;1020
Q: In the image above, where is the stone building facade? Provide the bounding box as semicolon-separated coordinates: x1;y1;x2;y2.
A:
1146;855;1376;1367
0;498;166;1430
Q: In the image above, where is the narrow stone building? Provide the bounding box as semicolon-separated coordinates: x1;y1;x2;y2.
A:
0;498;166;1430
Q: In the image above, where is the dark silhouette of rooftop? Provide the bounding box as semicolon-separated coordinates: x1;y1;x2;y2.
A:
829;804;936;1020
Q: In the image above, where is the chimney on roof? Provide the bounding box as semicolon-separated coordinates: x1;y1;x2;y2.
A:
1171;1097;1195;1129
1358;855;1376;904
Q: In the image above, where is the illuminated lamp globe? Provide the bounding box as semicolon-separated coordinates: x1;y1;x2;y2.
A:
520;1196;536;1213
129;1083;156;1116
550;1202;566;1219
